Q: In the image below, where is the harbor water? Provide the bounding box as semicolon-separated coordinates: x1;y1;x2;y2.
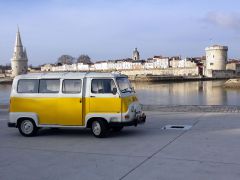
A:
1;80;240;106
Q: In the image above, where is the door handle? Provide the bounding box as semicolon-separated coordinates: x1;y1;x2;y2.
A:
90;96;95;98
79;99;82;103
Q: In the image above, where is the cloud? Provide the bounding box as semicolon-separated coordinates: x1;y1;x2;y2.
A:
203;12;240;31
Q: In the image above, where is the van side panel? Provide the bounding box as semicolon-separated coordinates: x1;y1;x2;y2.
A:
83;95;137;120
87;97;122;113
10;97;83;125
10;97;59;125
57;97;83;126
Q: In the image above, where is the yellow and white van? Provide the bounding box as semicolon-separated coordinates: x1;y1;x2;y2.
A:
8;72;146;137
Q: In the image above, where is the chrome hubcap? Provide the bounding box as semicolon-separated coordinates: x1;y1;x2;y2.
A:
92;121;101;136
21;120;33;134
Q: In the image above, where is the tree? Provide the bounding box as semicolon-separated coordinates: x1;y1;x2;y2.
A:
77;54;92;64
57;55;74;65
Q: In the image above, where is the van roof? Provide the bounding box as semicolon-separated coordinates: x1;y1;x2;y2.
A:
14;72;127;80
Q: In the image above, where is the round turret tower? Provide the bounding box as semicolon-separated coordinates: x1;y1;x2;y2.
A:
205;45;228;71
11;28;28;77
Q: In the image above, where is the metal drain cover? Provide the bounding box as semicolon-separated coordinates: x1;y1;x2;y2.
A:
162;125;192;130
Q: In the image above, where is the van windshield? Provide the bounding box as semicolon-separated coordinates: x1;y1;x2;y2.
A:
116;77;133;93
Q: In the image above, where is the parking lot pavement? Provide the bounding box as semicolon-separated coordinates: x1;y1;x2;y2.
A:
0;111;240;180
0;109;8;121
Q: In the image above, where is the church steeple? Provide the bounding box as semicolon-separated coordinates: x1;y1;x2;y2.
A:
132;47;140;60
11;27;28;77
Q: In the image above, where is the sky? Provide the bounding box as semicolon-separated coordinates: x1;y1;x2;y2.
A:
0;0;240;65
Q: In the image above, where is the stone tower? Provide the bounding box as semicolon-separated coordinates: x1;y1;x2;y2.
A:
205;45;228;70
132;48;140;60
11;28;28;77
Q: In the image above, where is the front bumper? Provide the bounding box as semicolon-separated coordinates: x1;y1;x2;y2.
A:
109;113;146;127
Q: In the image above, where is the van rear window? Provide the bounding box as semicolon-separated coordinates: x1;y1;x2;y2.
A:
17;79;39;93
39;79;60;93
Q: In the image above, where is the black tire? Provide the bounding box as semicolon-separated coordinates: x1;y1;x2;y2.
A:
111;126;124;132
91;120;109;138
18;119;38;137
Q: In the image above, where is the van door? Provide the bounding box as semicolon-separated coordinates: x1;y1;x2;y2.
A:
58;79;83;126
38;79;60;125
89;78;121;114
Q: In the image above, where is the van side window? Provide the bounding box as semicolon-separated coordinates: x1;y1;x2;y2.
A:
91;79;116;94
39;79;60;93
17;79;39;93
62;79;82;93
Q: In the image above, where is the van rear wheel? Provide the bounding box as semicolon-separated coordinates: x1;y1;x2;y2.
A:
18;119;38;137
91;120;109;138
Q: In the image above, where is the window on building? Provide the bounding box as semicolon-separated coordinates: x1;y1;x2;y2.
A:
39;79;60;93
62;79;82;94
91;79;116;94
17;79;39;93
210;63;214;66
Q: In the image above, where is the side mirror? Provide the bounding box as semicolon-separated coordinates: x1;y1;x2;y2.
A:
112;87;118;95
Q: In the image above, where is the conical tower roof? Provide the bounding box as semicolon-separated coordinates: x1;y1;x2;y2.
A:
12;27;26;61
15;27;23;48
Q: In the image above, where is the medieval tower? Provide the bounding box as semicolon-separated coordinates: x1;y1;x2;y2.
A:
205;45;228;77
11;28;28;77
205;45;228;71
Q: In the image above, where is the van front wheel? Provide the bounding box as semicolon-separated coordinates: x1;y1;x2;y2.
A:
91;120;109;138
18;119;38;137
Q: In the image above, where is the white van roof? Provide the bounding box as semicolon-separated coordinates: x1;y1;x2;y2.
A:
14;72;127;80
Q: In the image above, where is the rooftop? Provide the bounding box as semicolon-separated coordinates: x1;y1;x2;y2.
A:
205;45;228;50
15;72;127;80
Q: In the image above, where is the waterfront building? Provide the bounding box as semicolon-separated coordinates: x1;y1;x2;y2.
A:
11;28;28;77
132;48;140;60
170;58;197;68
94;61;108;71
41;64;54;72
144;58;164;69
77;63;90;71
115;60;133;70
144;60;155;69
132;60;145;69
152;56;169;69
226;61;240;75
50;63;91;72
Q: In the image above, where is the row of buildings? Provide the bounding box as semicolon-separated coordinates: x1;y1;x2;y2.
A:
41;46;240;78
41;56;197;72
3;28;240;79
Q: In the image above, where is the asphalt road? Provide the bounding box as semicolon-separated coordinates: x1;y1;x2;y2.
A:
1;109;240;180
